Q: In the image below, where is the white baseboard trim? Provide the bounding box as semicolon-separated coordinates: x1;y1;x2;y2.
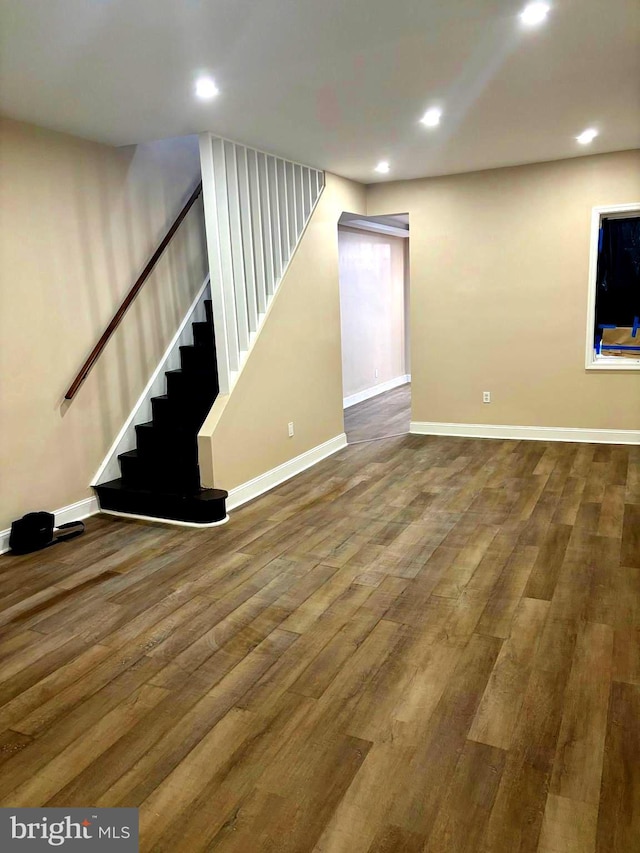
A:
0;496;99;555
410;421;640;445
344;375;410;409
100;510;229;528
226;433;348;511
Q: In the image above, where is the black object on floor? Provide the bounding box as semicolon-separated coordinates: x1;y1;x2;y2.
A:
9;511;85;554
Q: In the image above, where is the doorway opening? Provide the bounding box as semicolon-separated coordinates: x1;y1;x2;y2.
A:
338;212;410;444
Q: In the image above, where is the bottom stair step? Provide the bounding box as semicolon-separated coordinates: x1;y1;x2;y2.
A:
95;479;228;525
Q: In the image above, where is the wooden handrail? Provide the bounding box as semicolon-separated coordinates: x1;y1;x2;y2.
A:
64;181;203;400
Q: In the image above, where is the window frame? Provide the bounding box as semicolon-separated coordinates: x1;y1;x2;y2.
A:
585;202;640;371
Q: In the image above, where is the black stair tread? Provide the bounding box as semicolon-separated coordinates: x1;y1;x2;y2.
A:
138;420;192;431
97;478;227;501
136;420;198;436
151;393;213;408
166;365;214;374
118;449;139;461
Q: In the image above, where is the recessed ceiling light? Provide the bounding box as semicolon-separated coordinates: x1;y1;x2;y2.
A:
374;161;390;174
576;128;598;145
195;76;219;100
520;2;550;26
420;108;442;128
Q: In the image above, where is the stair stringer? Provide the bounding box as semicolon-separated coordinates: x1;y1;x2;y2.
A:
92;275;211;487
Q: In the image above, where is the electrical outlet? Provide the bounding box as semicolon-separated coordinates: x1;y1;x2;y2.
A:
483;391;491;403
288;422;294;437
374;368;379;379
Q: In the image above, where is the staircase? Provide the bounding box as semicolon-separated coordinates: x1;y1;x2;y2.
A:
66;141;325;527
95;298;228;525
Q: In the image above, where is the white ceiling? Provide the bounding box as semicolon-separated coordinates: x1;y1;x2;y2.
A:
1;0;638;182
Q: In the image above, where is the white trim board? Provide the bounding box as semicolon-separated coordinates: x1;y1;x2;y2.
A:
100;510;229;528
226;433;347;511
0;496;99;555
410;421;640;445
343;375;410;409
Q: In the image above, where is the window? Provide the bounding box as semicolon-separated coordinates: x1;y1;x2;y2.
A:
586;203;640;370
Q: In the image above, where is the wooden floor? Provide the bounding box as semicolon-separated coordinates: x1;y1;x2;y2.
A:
0;396;639;851
344;383;411;443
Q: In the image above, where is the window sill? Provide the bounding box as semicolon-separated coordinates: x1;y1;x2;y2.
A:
586;356;640;371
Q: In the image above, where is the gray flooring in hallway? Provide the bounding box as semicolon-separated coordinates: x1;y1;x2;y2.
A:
344;383;411;443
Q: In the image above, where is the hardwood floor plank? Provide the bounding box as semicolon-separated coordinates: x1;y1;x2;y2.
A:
0;729;32;767
621;503;640;568
432;525;499;599
538;793;598;853
366;824;425;852
598;485;626;539
313;740;411;853
469;597;549;750
64;629;300;809
289;577;407;699
387;633;502;837
550;621;613;805
475;546;539;638
612;627;640;685
154;691;315;851
424;740;506;853
480;618;577;853
524;523;572;601
0;654;166;800
135;706;257;848
2;683;169;806
596;681;640;853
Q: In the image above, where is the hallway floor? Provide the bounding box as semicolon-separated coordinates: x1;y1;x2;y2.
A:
0;432;638;851
344;382;411;443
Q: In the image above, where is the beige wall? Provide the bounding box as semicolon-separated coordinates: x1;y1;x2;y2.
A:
367;150;640;430
0;118;207;530
338;226;407;399
198;173;366;492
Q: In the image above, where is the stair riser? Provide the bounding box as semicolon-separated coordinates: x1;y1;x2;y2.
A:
96;487;227;524
180;345;216;374
135;428;198;461
119;456;200;492
166;372;217;403
192;322;214;349
151;397;208;430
